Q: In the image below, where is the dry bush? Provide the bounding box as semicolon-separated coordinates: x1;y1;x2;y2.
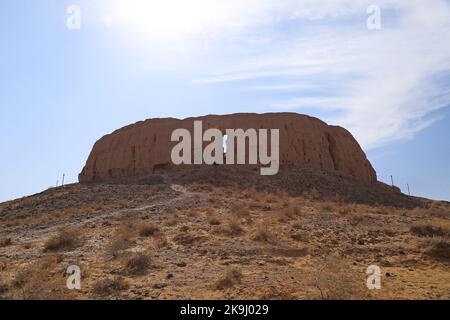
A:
424;237;450;260
164;215;178;227
10;255;75;299
208;216;221;226
348;213;364;226
123;253;151;276
93;277;129;296
139;223;160;237
230;204;251;218
253;224;275;243
410;222;449;238
416;203;450;219
310;256;366;300
276;206;299;222
154;234;170;249
337;204;356;215
107;225;137;259
43;228;80;252
185;209;200;217
173;232;203;246
226;219;245;236
108;238;132;259
0;238;12;247
214;268;243;290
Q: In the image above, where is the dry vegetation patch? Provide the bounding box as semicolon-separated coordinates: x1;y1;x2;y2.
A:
138;223;160;237
410;222;449;238
43;228;81;252
93;277;129;296
0;238;12;247
123;253;152;276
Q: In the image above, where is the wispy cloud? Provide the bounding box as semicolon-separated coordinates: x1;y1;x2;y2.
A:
194;0;450;150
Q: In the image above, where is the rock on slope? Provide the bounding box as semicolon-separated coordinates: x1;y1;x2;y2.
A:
79;113;376;184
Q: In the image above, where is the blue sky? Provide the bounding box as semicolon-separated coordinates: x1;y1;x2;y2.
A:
1;0;449;202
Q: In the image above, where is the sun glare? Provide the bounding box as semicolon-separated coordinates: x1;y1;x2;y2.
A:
108;0;233;41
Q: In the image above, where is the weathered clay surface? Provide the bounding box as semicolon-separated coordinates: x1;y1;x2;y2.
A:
79;113;377;183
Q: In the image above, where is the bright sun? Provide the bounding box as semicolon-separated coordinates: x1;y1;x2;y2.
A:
106;0;238;41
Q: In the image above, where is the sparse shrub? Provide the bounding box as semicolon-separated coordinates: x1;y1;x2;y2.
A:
165;215;178;227
227;219;244;236
93;277;129;296
108;238;131;259
410;223;449;238
139;223;160;237
173;233;203;246
178;225;190;233
348;213;364;226
185;209;200;217
230;204;251;218
425;238;450;260
311;256;366;300
43;228;79;252
214;268;243;290
0;238;12;247
337;206;352;215
253;224;274;243
154;234;170;249
208;216;221;226
123;253;151;276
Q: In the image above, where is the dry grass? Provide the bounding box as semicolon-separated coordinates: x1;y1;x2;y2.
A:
93;277;129;296
207;216;221;225
108;238;132;259
107;226;137;259
230;203;251;218
173;232;203;246
214;268;243;290
43;228;80;252
164;215;178;227
10;255;75;299
0;238;12;247
123;253;152;276
154;234;170;249
424;237;450;260
138;223;160;237
410;222;449;238
310;256;366;300
226;219;245;236
253;224;275;243
336;204;356;215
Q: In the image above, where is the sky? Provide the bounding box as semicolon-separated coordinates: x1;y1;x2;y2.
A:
0;0;449;202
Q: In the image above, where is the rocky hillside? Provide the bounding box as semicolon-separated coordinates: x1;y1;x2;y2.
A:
0;167;449;300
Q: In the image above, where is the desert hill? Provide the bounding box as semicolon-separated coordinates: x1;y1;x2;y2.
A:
0;167;449;300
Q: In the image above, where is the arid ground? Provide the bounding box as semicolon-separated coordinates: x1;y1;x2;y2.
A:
0;167;449;300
